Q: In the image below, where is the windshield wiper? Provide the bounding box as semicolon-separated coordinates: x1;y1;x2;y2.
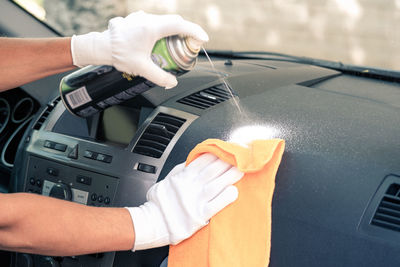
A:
200;50;400;82
200;49;301;61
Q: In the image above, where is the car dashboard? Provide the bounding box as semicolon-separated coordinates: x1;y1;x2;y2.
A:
3;57;400;267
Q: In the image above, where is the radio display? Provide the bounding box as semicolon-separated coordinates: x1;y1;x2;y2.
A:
52;103;153;147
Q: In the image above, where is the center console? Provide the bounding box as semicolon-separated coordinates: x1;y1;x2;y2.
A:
12;91;199;266
25;155;119;206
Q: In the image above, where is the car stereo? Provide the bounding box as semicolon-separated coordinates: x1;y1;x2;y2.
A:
25;155;119;206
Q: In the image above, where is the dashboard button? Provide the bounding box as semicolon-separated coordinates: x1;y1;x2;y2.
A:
91;193;97;201
137;163;156;174
103;155;112;163
96;153;112;163
104;197;110;205
97;195;103;203
71;188;89;205
44;140;55;149
49;183;72;200
36;179;42;187
29;177;35;185
76;175;92;185
68;145;79;159
46;168;59;176
42;180;54;196
96;153;106;161
54;143;67;152
84;150;97;159
44;140;67;152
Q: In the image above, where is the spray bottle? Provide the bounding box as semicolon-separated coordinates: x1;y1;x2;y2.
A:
59;35;201;117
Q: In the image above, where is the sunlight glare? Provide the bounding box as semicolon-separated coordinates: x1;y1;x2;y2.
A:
14;0;46;20
205;4;221;30
334;0;362;19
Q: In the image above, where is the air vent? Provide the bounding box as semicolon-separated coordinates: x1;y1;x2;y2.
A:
33;97;61;130
371;183;400;232
133;113;186;158
177;84;235;110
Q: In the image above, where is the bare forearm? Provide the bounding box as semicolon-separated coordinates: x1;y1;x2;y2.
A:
0;193;134;256
0;38;75;91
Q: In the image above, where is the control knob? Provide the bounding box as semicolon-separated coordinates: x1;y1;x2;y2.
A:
49;183;72;200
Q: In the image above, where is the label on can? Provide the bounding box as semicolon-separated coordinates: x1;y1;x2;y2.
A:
65;86;92;109
152;38;180;71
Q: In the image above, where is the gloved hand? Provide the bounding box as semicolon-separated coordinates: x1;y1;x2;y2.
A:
125;153;244;251
71;11;209;89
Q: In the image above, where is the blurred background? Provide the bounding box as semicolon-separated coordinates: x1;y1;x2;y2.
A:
13;0;400;71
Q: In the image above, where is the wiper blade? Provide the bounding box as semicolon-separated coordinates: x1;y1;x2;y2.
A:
199;49;265;60
201;50;400;82
200;49;300;61
293;55;400;82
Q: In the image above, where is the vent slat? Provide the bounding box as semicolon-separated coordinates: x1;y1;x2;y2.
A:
133;113;186;158
376;206;400;218
178;98;210;109
136;140;167;151
147;124;174;139
33;97;60;130
374;213;400;225
177;84;234;110
198;91;225;102
159;124;179;134
204;88;231;98
371;219;400;232
198;93;226;103
370;183;400;233
383;196;400;204
134;146;163;158
151;122;180;134
190;94;220;105
380;199;400;212
141;133;170;145
154;114;186;126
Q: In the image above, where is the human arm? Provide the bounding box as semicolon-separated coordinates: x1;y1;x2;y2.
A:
0;37;75;92
0;154;243;255
0;192;134;256
0;11;208;92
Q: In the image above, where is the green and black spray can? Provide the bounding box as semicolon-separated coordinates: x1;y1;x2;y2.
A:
60;35;201;117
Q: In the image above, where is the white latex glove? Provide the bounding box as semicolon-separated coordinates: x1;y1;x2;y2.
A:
126;153;244;251
71;11;209;89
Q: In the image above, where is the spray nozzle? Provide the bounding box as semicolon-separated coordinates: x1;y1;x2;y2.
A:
185;37;203;53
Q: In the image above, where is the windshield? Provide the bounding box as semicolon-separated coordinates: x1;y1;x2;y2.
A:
13;0;400;71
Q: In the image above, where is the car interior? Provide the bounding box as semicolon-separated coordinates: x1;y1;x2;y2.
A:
2;1;400;266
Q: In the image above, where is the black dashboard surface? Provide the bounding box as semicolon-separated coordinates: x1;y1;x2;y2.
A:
7;57;400;266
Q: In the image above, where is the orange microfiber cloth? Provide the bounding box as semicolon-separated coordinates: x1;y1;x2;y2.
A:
168;138;285;267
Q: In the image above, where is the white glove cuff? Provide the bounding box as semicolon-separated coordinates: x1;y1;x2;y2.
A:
125;204;169;251
71;31;113;67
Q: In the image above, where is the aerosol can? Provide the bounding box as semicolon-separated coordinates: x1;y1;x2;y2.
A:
59;35;201;117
